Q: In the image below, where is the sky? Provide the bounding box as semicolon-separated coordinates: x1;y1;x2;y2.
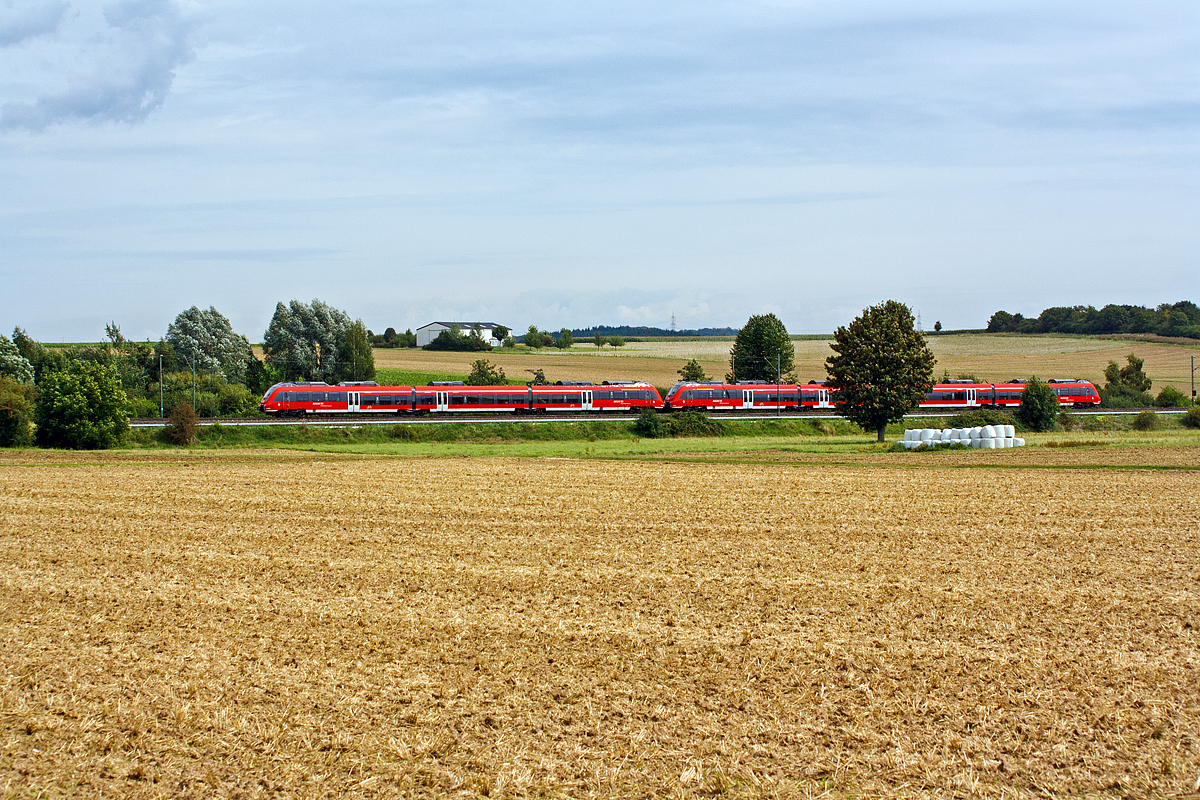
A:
1;0;1197;342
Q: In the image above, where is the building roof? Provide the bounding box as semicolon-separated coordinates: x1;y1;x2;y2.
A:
417;321;503;330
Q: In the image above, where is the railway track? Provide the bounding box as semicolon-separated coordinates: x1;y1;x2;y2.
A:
129;407;1187;428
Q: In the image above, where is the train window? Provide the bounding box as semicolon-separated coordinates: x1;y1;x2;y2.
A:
450;395;466;405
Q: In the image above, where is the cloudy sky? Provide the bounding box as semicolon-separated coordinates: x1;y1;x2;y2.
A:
1;0;1196;342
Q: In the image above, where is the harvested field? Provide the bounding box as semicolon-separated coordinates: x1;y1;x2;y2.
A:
363;334;1199;393
2;452;1198;797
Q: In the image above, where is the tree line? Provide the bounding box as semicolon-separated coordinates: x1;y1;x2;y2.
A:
987;301;1199;339
0;298;377;449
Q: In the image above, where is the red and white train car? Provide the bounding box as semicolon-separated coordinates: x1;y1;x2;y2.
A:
663;378;1100;412
258;381;663;416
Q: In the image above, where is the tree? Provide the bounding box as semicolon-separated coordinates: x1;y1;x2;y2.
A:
335;320;376;382
1101;354;1153;407
166;306;254;384
594;331;604;348
467;359;507;385
493;325;510;342
35;360;130;449
557;328;573;349
524;326;553;349
1104;354;1152;393
424;325;490;352
0;335;34;384
526;368;547;385
163;401;199;445
933;321;942;334
678;359;708;381
263;299;352;382
825;300;936;442
727;313;794;382
0;377;35;447
1015;377;1058;432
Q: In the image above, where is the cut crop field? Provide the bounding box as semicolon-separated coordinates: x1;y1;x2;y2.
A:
2;451;1198;797
368;334;1199;393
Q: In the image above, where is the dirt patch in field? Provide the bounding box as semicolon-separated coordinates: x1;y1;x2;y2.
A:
2;456;1197;797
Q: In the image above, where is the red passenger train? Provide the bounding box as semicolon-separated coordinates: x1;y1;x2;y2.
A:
662;378;1100;411
259;377;1099;417
258;380;662;416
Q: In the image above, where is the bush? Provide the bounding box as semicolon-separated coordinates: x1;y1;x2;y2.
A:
126;396;159;418
665;410;726;438
1182;406;1200;429
632;408;664;438
1132;410;1158;431
217;384;258;416
949;409;1013;429
1156;386;1191;408
0;377;35;447
633;409;726;439
35;360;130;449
1099;386;1153;408
467;359;507;385
1015;377;1059;432
164;402;200;444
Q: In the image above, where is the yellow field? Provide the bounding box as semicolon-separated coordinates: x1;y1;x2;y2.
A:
369;334;1199;392
2;450;1197;797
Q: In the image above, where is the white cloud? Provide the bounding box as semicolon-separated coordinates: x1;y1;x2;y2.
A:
0;0;69;46
0;0;194;130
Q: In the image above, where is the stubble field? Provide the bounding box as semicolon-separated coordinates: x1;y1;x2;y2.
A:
2;451;1198;797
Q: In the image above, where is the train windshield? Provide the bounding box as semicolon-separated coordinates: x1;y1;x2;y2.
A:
260;383;285;403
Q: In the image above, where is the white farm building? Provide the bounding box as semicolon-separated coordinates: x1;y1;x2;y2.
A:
415;322;506;348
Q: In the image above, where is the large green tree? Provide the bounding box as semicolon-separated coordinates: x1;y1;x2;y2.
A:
166;306;254;384
825;300;936;441
727;313;795;382
263;299;352;382
335;319;376;382
1015;377;1059;432
35;360;130;449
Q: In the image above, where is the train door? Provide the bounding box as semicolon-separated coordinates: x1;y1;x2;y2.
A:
742;389;753;409
347;392;360;412
966;388;977;407
582;390;593;411
436;391;449;412
817;388;831;408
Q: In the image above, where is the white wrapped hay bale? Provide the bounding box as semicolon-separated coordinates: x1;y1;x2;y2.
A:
904;429;917;442
1004;424;1015;438
983;425;996;438
1015;437;1025;447
920;428;934;441
969;427;982;440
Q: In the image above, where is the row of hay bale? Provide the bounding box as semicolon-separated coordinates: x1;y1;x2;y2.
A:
899;425;1025;449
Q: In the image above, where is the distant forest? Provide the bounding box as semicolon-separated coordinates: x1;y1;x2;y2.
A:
570;325;738;338
987;301;1199;340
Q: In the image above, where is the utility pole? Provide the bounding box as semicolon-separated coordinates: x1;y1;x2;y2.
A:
776;353;781;416
1192;355;1196;401
159;354;164;418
